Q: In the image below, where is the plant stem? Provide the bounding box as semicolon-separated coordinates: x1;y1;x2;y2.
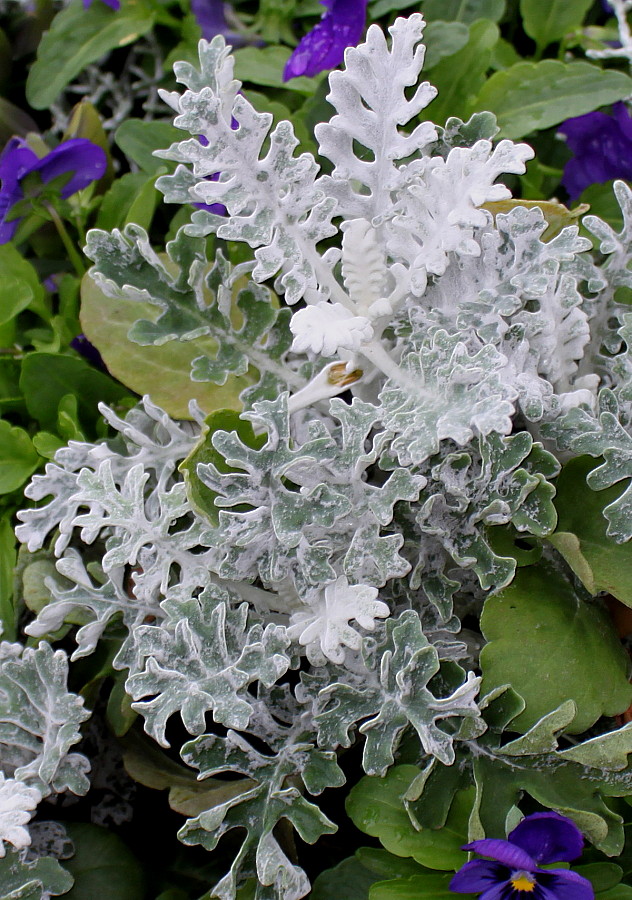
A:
44;203;86;278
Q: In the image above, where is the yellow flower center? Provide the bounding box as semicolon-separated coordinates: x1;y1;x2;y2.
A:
510;871;536;892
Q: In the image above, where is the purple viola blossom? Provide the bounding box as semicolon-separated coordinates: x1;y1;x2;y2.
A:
558;102;632;200
0;137;107;244
450;812;594;900
283;0;368;81
70;334;108;373
82;0;121;10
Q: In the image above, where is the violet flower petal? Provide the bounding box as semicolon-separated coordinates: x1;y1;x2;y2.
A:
31;138;107;198
83;0;121;9
71;334;108;372
0;138;39;242
462;838;537;871
559;103;632;200
283;0;368;80
191;0;227;40
449;859;508;894
508;812;584;865
538;868;595;900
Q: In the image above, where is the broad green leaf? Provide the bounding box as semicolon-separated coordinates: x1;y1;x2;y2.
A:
0;276;33;327
472;61;632;139
26;0;155;109
574;862;623;893
0;245;45;316
19;352;132;434
422;21;470;69
0;419;40;494
346;766;472;870
80;275;249;419
421;20;500;126
420;0;505;22
122;174;160;231
370;874;476;899
63;823;145;900
310;855;381;900
520;0;594;51
0;358;23;415
95;173;153;231
114;119;181;175
179;409;266;524
597;887;632;899
232;45;322;93
480;563;632;732
549;456;632;607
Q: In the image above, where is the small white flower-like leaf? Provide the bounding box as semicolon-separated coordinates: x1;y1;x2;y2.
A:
0;775;41;858
290;303;374;356
287;576;390;665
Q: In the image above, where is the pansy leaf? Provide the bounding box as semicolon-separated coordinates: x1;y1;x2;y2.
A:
480;562;632;733
26;0;155;110
549;456;632;606
520;0;595;51
471;61;632;140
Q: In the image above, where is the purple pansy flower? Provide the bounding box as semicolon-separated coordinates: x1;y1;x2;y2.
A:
450;812;594;899
0;137;107;244
283;0;368;81
71;334;108;372
558;102;632;200
82;0;121;10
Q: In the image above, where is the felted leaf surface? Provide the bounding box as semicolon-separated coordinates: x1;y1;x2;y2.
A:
480;563;632;732
549;456;632;606
0;849;73;899
311;611;482;774
179;726;344;900
0;642;91;797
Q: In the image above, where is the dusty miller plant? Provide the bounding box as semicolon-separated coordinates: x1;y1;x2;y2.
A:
8;13;632;899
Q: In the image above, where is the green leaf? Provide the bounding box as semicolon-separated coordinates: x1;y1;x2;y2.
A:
549;456;632;606
421;20;500;126
422;21;470;69
63;823;145;900
179;409;266;524
420;0;505;22
26;0;154;110
369;874;476;900
0;245;45;316
471;61;632;139
232;45;322;93
0;513;16;640
114;119;181;176
80;274;250;420
597;887;632;899
574;862;623;893
480;563;632;733
0;276;33;328
19;352;132;434
520;0;594;51
310;855;381;900
0;419;40;494
346;765;472;870
95;173;154;231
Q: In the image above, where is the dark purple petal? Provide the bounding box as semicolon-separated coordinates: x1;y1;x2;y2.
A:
559;104;632;199
537;868;595;900
450;859;508;894
508;812;584;865
31;139;107;198
283;0;368;80
602;0;613;11
71;335;108;372
463;838;537;871
0;138;38;243
191;0;228;39
83;0;121;9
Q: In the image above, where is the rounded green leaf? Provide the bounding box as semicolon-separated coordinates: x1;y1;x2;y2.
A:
472;61;632;139
0;419;40;494
63;823;145;900
520;0;594;50
549;456;632;607
480;563;632;732
346;766;471;871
